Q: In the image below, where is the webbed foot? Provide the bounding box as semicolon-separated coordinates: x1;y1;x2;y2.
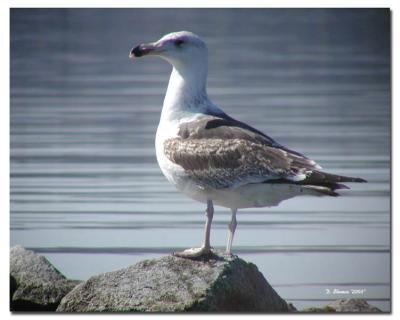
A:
173;246;212;258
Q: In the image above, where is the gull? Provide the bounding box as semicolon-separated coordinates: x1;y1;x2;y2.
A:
129;31;366;258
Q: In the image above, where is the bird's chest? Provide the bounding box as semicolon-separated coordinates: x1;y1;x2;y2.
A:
155;118;209;203
155;121;185;185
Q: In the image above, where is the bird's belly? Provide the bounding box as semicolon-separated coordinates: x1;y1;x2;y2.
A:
209;183;319;209
157;156;210;204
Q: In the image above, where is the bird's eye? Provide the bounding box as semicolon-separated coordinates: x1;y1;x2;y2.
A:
174;39;184;47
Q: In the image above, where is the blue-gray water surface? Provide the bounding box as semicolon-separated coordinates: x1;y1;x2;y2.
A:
10;9;390;311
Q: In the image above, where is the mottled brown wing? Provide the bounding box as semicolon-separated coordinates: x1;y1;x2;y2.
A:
179;115;322;167
163;137;309;189
166;114;365;191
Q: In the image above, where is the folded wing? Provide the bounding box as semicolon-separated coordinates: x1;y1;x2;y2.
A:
164;114;366;193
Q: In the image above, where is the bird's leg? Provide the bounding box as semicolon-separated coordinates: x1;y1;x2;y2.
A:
202;199;214;249
226;208;237;254
173;200;214;258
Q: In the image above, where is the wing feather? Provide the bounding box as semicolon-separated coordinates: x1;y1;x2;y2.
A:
164;114;365;191
164;137;312;189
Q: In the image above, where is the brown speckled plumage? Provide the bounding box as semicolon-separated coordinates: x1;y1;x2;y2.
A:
164;115;366;192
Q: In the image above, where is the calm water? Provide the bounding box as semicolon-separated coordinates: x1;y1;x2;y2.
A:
10;9;391;311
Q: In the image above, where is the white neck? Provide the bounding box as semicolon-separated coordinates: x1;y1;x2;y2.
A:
160;58;222;122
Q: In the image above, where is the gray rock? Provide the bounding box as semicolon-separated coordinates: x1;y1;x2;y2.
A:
10;245;80;311
301;299;382;313
327;299;382;312
57;250;289;312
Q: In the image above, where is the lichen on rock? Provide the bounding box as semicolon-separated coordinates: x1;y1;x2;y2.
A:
57;250;290;312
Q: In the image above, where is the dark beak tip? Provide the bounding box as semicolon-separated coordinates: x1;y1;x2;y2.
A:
129;45;143;59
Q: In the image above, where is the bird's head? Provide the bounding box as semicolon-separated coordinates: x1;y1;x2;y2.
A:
129;31;208;69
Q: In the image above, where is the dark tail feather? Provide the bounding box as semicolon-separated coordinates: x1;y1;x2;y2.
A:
333;175;367;183
311;171;367;184
305;171;367;196
264;171;366;196
304;171;367;195
332;183;350;190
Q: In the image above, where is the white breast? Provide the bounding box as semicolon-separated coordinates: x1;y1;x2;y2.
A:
155;115;213;205
155;119;179;181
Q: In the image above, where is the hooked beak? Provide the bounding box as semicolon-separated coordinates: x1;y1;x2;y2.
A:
129;41;162;59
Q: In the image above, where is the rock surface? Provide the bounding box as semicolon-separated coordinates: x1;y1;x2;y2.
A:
57;250;289;312
327;299;382;312
10;245;80;311
302;299;382;313
10;245;383;313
